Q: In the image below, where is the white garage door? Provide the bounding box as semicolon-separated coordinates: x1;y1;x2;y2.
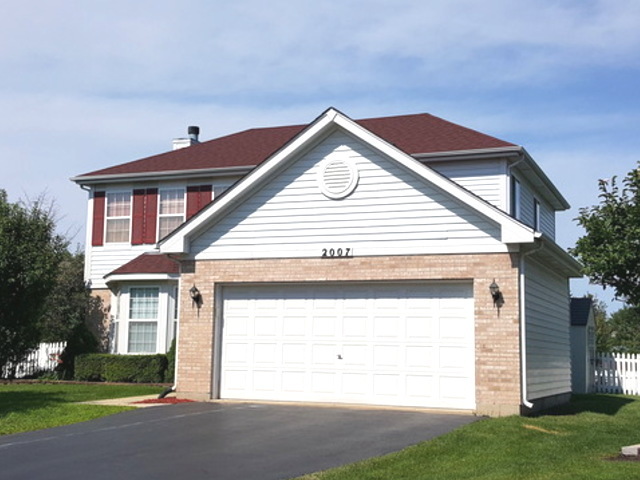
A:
219;283;475;409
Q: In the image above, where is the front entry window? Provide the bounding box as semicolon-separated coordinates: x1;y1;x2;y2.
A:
128;287;159;353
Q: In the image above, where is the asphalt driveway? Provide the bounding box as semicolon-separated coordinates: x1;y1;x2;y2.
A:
0;402;479;480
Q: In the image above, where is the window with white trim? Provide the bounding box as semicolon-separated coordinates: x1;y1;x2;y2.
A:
105;191;131;243
158;188;185;239
128;287;159;353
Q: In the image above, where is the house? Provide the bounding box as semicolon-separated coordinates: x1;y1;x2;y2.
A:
570;297;596;394
72;107;582;416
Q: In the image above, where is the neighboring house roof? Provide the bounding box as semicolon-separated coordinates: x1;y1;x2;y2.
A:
104;253;180;284
570;297;594;326
73;112;516;180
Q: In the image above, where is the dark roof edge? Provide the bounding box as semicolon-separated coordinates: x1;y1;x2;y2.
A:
71;165;255;185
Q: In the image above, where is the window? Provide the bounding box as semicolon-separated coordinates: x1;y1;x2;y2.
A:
105;192;131;243
510;177;521;220
158;188;185;239
129;322;158;353
128;287;159;353
533;198;540;231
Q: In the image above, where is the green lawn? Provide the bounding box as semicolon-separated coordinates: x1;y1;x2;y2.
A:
298;395;640;480
0;382;163;435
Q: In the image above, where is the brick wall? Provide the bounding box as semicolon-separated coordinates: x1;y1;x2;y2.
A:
87;288;112;352
176;253;522;416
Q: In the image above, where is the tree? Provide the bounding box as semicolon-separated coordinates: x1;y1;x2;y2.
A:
40;250;90;342
590;296;612;353
571;164;640;306
39;249;99;378
607;306;640;354
0;190;68;376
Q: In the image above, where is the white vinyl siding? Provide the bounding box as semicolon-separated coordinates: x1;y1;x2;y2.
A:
87;244;154;289
524;258;571;399
191;131;505;260
428;159;506;210
539;201;556;239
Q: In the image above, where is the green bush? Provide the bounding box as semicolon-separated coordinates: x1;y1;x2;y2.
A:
165;338;176;384
75;353;168;383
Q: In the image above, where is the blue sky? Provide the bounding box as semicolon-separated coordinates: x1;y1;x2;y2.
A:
1;0;638;312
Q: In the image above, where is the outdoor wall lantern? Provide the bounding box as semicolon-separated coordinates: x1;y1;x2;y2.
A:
189;285;202;308
489;279;504;309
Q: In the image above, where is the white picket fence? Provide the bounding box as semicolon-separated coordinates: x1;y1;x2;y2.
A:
1;342;66;379
595;353;640;395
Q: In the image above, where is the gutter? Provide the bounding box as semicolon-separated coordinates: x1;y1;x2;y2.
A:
519;237;544;410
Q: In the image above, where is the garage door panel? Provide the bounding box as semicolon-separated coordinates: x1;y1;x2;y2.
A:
253;343;277;364
342;344;368;365
342;373;369;395
312;372;336;393
373;345;400;367
374;374;400;396
282;343;305;364
405;345;433;368
312;344;336;364
220;283;474;409
312;316;336;336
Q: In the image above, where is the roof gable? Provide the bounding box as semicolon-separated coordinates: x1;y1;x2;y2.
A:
74;112;515;180
159;108;535;255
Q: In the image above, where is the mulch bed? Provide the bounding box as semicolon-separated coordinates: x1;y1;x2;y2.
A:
133;398;196;405
605;454;640;462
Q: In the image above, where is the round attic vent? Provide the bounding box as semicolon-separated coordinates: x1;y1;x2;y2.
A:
318;158;359;199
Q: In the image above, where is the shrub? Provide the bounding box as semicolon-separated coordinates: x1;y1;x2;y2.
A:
165;338;176;384
75;354;168;383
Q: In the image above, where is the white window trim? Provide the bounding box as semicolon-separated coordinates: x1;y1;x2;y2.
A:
105;190;132;244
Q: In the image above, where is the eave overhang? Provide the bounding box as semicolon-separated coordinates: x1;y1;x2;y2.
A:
70;165;255;186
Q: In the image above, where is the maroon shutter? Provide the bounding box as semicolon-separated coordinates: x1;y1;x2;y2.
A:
199;184;212;210
91;191;106;246
186;185;213;219
131;189;146;245
186;186;200;219
144;188;158;244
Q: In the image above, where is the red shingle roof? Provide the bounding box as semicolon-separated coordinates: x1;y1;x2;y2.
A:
78;112;515;178
107;253;180;276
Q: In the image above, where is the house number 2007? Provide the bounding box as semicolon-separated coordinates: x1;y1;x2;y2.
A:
321;248;352;258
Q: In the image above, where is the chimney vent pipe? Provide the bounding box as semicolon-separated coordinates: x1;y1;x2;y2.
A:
188;126;200;141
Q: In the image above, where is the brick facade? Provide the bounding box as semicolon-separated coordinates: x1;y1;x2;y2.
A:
176;253;523;416
87;288;112;352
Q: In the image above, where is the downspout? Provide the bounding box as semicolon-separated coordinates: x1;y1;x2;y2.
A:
519;238;544;410
159;253;182;399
